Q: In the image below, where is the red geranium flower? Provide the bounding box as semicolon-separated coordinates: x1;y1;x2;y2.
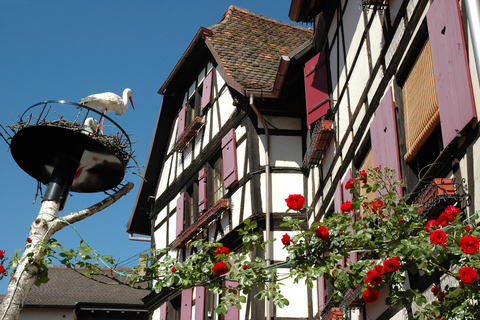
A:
458;266;477;285
425;220;440;232
215;246;230;256
0;264;5;275
340;201;354;213
359;170;367;183
0;250;5;260
315;226;329;241
365;269;383;286
362;285;379;303
212;261;229;276
285;194;305;211
384;257;401;272
430;229;447;246
281;233;292;246
459;235;480;255
345;179;356;190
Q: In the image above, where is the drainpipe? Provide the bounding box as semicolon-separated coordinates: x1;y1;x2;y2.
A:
249;94;272;320
465;0;480;82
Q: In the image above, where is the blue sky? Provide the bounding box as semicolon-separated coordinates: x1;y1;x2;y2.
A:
0;1;308;293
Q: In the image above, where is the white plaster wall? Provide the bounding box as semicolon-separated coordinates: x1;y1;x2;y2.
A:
155;222;168;250
343;2;364;71
156;154;173;199
270;135;303;167
263;116;302;130
348;45;370;110
369;13;384;67
230;181;252;229
271;173;304;213
337;97;350;150
275;272;310;318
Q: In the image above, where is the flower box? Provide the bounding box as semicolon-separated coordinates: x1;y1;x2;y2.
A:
174;116;204;151
322;307;343;320
303;120;335;166
414;178;458;218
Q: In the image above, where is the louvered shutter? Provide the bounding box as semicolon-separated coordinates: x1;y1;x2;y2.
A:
198;168;208;213
177;105;187;141
176;193;185;237
370;87;403;197
180;288;193;320
304;50;330;129
195;286;205;320
224;281;239;320
427;0;477;148
221;129;238;189
201;71;213;111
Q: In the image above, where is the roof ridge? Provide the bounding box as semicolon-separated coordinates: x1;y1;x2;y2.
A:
210;4;311;33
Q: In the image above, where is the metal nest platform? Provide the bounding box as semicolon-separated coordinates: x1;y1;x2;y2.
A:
2;100;134;195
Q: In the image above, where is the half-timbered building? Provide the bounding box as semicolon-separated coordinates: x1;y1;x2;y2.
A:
127;5;316;320
128;0;480;319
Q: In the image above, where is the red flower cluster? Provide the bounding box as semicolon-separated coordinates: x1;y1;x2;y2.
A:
372;199;385;215
0;250;5;260
285;194;305;211
365;269;383;286
340;201;354;213
212;261;229;276
383;257;401;272
429;229;447;247
0;264;5;275
425;220;440;232
358;170;367;183
430;286;445;298
362;285;379;303
459;235;480;255
345;179;356;190
458;266;477;285
315;226;329;241
215;246;230;256
437;205;460;226
281;233;292;246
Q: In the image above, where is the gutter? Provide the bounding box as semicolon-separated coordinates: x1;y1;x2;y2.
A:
465;0;480;83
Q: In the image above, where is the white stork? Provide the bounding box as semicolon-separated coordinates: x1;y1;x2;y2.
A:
79;88;134;131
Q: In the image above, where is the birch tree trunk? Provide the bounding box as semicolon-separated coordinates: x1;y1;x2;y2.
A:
0;182;134;320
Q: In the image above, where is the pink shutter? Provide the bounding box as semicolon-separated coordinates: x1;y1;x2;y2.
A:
198;168;208;213
180;288;193;320
177;105;187;141
201;71;213;111
160;302;167;320
176;193;185;237
195;286;205;320
370;87;403;197
334;180;343;213
342;169;357;264
224;281;239;320
222;129;238;189
318;276;326;312
304;51;330;129
427;0;476;148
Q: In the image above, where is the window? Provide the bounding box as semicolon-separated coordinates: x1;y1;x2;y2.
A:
185;185;198;228
213;157;224;203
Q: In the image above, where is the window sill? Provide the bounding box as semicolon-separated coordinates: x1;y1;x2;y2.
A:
171;199;229;248
303;120;335;167
174;117;204;151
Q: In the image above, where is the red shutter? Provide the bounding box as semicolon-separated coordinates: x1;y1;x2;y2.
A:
334;180;343;213
370;87;403;197
176;193;185;237
177;105;187;141
222;129;238;189
160;302;167;320
180;288;193;320
342;169;357;264
198;168;208;213
427;0;476;148
195;286;205;320
304;51;330;129
318;276;326;312
224;281;239;320
201;71;213;111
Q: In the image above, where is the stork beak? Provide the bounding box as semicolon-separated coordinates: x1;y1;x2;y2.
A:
129;96;135;110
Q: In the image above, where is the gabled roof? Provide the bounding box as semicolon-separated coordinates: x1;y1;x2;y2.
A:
206;5;312;92
16;265;148;307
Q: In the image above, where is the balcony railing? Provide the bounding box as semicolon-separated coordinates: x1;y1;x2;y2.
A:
174;116;204;151
171;199;229;248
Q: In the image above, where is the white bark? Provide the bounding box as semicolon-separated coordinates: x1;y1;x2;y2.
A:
0;182;134;320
